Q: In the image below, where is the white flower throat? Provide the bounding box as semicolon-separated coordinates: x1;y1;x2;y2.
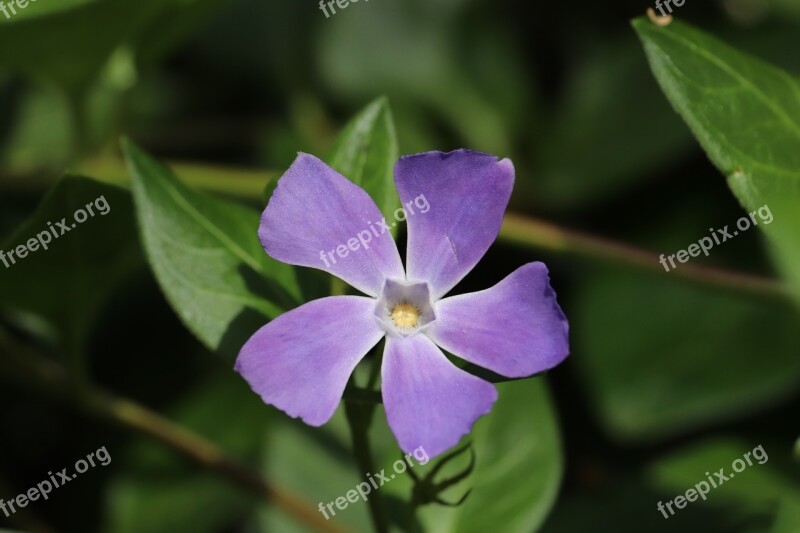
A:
375;280;436;337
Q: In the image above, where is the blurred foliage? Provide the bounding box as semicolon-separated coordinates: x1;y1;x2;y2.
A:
417;380;562;533
105;375;267;533
573;265;800;442
124;140;300;358
0;176;139;364
636;17;800;304
327;97;401;230
1;0;799;532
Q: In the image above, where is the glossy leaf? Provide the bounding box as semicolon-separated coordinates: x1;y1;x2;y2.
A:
635;18;800;304
124;140;301;358
327;97;400;228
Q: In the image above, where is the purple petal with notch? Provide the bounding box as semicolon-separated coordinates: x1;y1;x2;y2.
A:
261;153;405;297
394;150;514;299
426;262;569;378
235;296;385;426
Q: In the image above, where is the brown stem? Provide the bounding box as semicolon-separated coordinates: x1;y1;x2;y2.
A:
499;213;791;300
2;159;790;301
0;337;349;533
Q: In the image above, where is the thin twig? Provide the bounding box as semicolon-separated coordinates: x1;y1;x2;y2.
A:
2;159;791;302
0;336;348;533
344;356;389;532
499;213;792;301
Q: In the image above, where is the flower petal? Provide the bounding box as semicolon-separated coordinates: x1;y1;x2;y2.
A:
426;262;569;378
381;334;497;457
235;296;384;426
394;150;514;299
261;153;405;297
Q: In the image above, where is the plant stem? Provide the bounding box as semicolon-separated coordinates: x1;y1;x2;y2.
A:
343;349;388;532
499;213;791;300
0;335;348;533
78;155;274;200
83;393;346;532
344;397;389;533
3;157;790;301
331;277;348;296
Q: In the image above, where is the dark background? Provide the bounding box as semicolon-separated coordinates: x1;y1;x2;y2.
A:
1;0;799;531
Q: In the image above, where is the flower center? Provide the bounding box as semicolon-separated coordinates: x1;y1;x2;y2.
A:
390;302;420;328
374;279;436;337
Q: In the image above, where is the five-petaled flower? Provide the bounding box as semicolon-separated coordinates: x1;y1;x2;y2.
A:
235;150;569;458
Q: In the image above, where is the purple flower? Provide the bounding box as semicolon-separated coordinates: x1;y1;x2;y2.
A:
236;150;569;458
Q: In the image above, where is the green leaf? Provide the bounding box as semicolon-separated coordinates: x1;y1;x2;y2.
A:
573;266;800;442
0;175;139;356
258;412;372;532
647;438;800;515
634;18;800;304
327;97;400;228
419;380;563;532
123;140;301;358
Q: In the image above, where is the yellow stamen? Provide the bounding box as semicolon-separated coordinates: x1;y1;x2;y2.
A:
390;302;420;329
